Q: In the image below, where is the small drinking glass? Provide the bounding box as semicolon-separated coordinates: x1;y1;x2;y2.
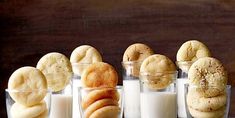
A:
140;71;178;118
78;86;124;118
5;89;51;118
184;84;231;118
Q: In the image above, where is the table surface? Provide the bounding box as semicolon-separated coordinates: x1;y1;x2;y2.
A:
1;0;235;117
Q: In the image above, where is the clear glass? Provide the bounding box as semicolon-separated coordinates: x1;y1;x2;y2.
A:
122;61;141;118
176;61;193;118
184;84;231;118
72;63;91;118
5;89;51;118
140;71;178;118
50;81;73;118
77;86;124;118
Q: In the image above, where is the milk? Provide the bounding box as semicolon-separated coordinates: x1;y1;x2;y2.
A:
123;80;140;118
177;78;188;118
140;92;177;118
50;94;72;118
73;76;82;118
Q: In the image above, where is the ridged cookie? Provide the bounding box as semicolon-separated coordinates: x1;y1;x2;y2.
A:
11;101;46;118
122;43;154;77
81;62;118;88
89;106;120;118
82;88;119;109
188;106;225;118
188;57;228;97
176;40;211;62
84;99;118;118
187;88;226;112
8;67;47;106
70;45;102;76
140;54;176;89
36;52;72;92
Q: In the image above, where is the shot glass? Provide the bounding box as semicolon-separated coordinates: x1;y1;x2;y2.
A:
122;61;141;118
5;89;51;118
140;71;178;118
176;61;193;118
184;84;231;118
78;86;124;118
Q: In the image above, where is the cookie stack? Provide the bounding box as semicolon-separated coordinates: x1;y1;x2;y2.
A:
81;62;120;118
8;67;48;118
187;57;228;118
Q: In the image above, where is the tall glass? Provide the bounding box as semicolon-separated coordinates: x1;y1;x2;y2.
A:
176;61;193;118
122;61;141;118
184;84;231;118
5;89;51;118
72;63;91;118
50;81;72;118
140;71;178;118
78;86;124;118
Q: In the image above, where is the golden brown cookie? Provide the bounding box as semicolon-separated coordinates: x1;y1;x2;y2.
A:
84;99;118;118
82;88;119;109
140;54;176;89
188;106;225;118
8;67;47;106
188;57;228;97
89;106;120;118
81;62;118;88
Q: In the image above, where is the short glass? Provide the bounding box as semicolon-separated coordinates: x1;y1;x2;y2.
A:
50;81;73;118
176;61;193;118
72;62;91;118
78;86;124;118
184;84;231;118
5;89;51;118
122;61;141;118
140;71;178;118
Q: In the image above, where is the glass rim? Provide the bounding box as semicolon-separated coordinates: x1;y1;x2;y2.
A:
140;71;178;76
176;60;194;65
78;85;123;90
121;61;142;65
184;84;231;89
5;89;51;92
71;62;92;66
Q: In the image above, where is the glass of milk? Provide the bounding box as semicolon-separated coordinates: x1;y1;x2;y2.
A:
50;81;73;118
122;61;141;118
78;86;124;118
176;61;193;118
5;89;51;118
184;84;232;118
72;63;91;118
139;71;178;118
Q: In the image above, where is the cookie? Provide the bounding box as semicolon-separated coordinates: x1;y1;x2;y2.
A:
81;62;118;88
70;45;102;76
8;67;47;106
36;52;73;92
188;106;225;118
140;54;176;89
122;43;154;77
82;88;119;109
187;88;226;112
11;101;46;118
35;108;48;118
188;57;228;97
89;106;120;118
84;99;118;118
176;40;211;62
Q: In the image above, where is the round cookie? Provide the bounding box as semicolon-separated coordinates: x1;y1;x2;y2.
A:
70;45;102;76
188;57;228;97
36;52;73;92
8;67;47;106
187;88;226;112
11;101;46;118
89;106;120;118
84;99;118;118
81;62;118;88
140;54;176;89
122;43;154;77
188;106;225;118
82;88;119;109
176;40;211;62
